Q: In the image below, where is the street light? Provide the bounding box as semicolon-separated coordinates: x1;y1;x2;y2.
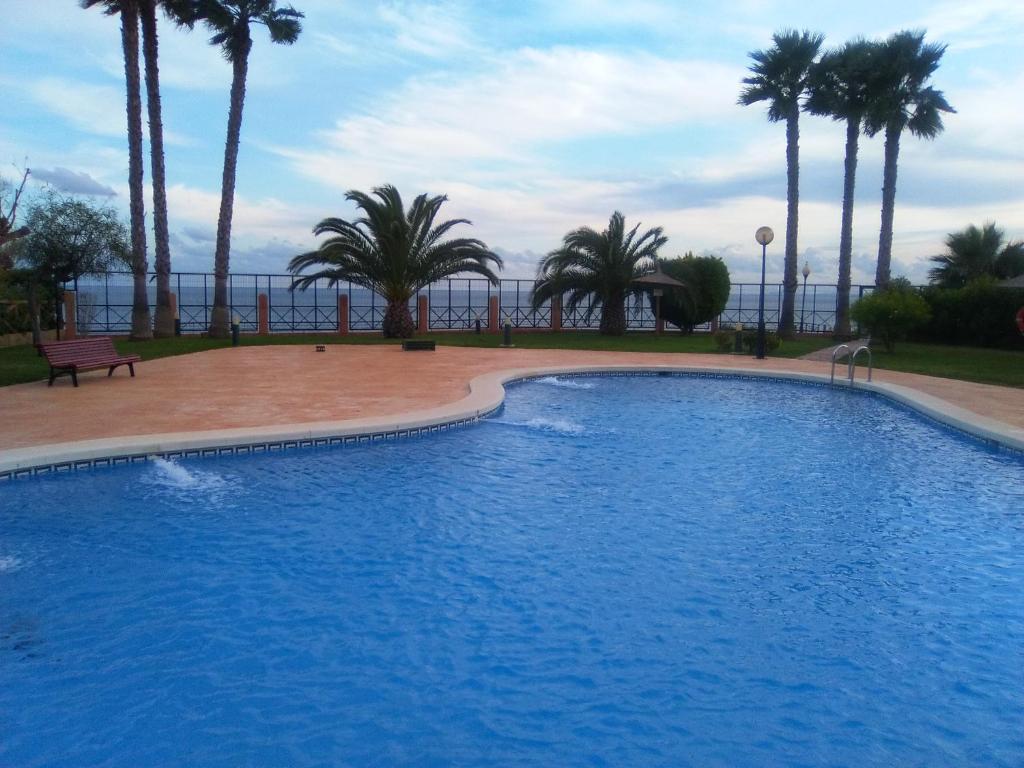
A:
800;261;811;333
754;226;774;359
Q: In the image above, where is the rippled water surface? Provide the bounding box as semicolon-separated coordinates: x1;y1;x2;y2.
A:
2;375;1023;767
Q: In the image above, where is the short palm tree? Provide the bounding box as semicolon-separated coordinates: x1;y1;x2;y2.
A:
82;0;152;339
928;222;1024;288
805;39;878;337
531;212;667;336
194;0;303;337
288;185;503;338
865;30;954;288
739;29;824;339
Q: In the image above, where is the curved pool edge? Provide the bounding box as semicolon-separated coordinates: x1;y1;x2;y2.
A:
1;365;1022;479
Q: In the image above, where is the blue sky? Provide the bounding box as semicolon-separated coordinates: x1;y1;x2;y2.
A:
1;0;1022;282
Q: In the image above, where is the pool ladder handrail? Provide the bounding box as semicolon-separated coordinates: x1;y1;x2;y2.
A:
830;344;873;385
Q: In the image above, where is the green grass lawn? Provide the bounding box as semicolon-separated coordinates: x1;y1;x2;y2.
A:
1;332;1021;388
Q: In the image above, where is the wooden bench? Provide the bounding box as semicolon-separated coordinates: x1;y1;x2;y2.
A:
401;339;435;351
39;337;141;387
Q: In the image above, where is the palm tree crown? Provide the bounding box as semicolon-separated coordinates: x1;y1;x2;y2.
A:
531;212;667;336
289;185;503;338
196;0;302;58
928;222;1024;288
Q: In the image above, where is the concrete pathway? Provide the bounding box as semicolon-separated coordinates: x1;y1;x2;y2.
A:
1;345;1022;453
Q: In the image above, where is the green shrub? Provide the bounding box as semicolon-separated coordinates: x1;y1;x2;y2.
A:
713;329;735;352
850;279;931;351
653;253;730;333
919;279;1024;348
742;330;780;355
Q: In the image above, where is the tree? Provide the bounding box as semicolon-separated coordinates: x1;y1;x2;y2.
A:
805;39;878;337
864;30;954;289
739;29;824;340
288;185;502;338
82;0;152;340
10;193;131;344
141;0;197;336
656;253;730;333
531;212;667;336
0;168;32;263
928;222;1024;288
849;277;930;352
193;0;303;337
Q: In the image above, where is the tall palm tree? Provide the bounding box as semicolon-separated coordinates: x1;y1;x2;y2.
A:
865;30;954;289
140;0;196;337
531;211;667;336
194;0;303;337
288;185;503;338
82;0;152;339
739;29;824;340
928;222;1024;288
805;39;878;337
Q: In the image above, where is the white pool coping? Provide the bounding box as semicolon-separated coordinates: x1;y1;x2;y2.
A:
1;364;1022;478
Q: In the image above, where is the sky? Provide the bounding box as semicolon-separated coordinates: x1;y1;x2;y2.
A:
1;0;1022;283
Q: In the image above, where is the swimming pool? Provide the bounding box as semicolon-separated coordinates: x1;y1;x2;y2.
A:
2;374;1022;766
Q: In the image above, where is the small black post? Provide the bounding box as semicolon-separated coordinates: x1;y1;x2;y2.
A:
174;311;181;337
231;315;240;347
501;318;513;348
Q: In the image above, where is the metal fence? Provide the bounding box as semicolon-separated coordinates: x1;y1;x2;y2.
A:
66;272;875;336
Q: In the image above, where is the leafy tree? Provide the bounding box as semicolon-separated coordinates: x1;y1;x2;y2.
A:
9;194;131;343
739;29;824;339
0;168;31;265
928;222;1024;288
531;211;667;336
805;39;878;336
81;0;152;339
849;277;930;351
864;30;954;288
656;253;730;333
288;185;502;338
193;0;303;337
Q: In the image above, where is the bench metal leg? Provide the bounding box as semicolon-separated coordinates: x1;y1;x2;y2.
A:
108;366;115;377
71;370;78;387
48;369;56;386
129;362;135;377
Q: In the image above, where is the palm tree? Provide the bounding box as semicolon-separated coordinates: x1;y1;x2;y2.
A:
82;0;152;339
865;30;954;289
288;185;503;338
194;0;303;337
805;39;878;337
531;212;667;336
140;0;196;337
928;222;1024;288
739;29;824;340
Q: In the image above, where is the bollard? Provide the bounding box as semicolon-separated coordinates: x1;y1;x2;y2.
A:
231;314;240;347
733;322;743;354
174;310;181;337
500;318;514;348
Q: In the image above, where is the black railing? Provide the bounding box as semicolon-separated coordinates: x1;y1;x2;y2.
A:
66;272;878;335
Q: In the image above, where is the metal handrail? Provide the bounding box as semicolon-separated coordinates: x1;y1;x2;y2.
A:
830;344;850;384
849;345;873;383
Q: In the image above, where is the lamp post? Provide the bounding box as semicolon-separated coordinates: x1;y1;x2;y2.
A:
652;287;664;336
800;261;811;333
754;226;774;359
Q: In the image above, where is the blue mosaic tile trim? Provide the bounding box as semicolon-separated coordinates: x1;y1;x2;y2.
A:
0;414;485;482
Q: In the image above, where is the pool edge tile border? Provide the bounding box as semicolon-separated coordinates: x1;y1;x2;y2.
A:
1;365;1022;480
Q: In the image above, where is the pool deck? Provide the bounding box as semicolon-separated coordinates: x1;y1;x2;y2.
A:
1;345;1022;474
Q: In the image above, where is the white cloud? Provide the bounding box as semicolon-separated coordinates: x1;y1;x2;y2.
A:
377;1;479;58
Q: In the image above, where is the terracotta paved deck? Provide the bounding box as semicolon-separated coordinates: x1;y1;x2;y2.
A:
1;345;1022;451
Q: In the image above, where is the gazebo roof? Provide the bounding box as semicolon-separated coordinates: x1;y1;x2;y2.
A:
632;264;686;289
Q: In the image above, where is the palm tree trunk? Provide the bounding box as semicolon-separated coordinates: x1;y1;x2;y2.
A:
875;123;901;289
210;39;251;338
121;2;152;340
779;113;799;339
599;292;627;335
140;0;174;338
834;115;860;338
382;298;415;338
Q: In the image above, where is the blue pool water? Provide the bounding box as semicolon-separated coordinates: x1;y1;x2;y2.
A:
2;375;1023;767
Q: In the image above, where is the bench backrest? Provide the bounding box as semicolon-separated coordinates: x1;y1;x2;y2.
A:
40;337;119;365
